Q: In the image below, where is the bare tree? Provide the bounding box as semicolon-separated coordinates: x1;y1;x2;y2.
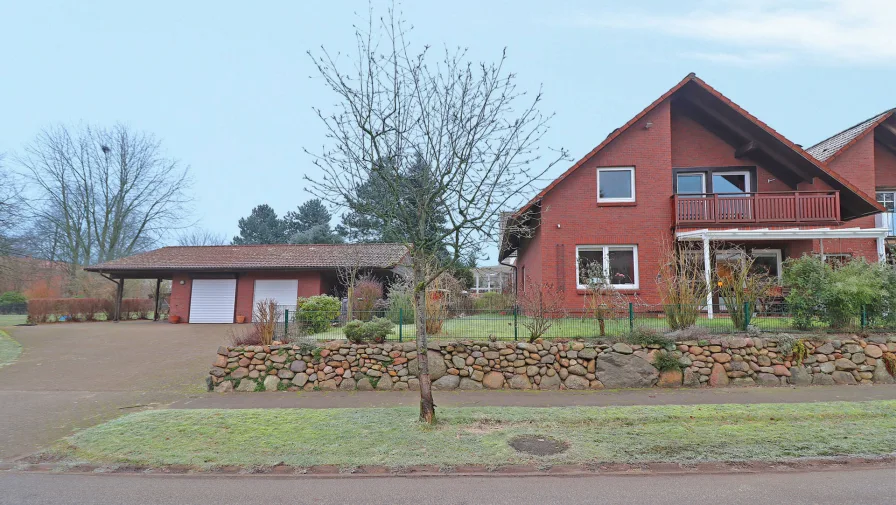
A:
16;123;192;269
306;8;565;422
176;229;228;246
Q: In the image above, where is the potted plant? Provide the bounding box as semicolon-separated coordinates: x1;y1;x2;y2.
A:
168;314;181;324
235;315;246;324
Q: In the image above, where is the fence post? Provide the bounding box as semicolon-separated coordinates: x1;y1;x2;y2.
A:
742;302;751;330
628;302;634;332
513;306;518;341
861;305;867;329
284;309;289;339
398;308;403;342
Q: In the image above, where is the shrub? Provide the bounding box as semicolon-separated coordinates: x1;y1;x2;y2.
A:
0;291;27;304
716;248;774;331
625;326;672;347
664;325;710;342
295;295;341;333
656;243;709;330
229;326;263;347
772;333;797;356
253;299;281;346
343;317;394;343
517;278;565;342
652;351;683;372
784;256;896;330
353;276;383;320
473;291;515;311
385;282;415;324
792;339;808;365
0;301;28;315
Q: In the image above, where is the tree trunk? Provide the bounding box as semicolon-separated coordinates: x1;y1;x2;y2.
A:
413;262;435;423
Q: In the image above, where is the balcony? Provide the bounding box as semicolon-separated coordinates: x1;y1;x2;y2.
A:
673;191;840;227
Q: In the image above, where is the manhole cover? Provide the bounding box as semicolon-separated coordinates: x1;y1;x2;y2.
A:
508;435;568;456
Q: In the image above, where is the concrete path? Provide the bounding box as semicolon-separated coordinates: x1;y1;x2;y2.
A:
0;321;227;462
170;383;896;410
2;469;894;505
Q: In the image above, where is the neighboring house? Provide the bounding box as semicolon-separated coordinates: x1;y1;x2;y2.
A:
807;109;896;247
469;265;514;294
500;73;887;315
85;243;409;323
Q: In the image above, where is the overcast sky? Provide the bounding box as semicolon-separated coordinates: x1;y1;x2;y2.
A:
1;0;894;264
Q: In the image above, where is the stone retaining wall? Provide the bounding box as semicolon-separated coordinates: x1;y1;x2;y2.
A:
208;336;896;392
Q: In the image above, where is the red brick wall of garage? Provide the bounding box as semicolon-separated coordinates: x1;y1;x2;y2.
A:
168;270;326;323
236;271;324;322
876;141;896;189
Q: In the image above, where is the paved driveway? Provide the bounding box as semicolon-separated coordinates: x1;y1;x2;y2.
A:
0;321;228;461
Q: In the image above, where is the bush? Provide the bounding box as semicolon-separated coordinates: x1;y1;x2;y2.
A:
784;256;896;329
625;326;672;347
652;351;683;372
664;325;710;342
295;295;341;333
26;298;115;323
343;317;394;343
0;291;27;304
353;277;383;320
229;326;263;347
0;301;27;315
473;291;515;311
385;282;415;325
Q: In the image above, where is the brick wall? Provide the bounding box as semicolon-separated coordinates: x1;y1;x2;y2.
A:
876;141;896;189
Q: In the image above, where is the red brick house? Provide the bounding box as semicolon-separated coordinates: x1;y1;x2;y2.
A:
806;109;896;244
85;243;408;323
500;74;887;315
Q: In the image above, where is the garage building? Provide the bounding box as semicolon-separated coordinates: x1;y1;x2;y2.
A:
84;243;409;323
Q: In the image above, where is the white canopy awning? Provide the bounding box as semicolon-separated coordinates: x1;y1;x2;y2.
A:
676;227;889;241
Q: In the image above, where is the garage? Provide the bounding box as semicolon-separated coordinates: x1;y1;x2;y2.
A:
253;279;299;319
189;279;237;323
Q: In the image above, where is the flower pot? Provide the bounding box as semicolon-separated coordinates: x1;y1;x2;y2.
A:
168;315;181;324
235;315;246;324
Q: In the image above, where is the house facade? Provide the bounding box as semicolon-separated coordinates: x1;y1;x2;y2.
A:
86;243;408;323
500;74;887;313
807;109;896;244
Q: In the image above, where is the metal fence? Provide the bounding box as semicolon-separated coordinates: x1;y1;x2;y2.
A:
272;303;890;342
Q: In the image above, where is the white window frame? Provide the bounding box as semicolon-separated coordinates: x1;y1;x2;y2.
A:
750;249;783;282
596;167;636;203
576;245;639;290
676;172;707;195
712;170;751;195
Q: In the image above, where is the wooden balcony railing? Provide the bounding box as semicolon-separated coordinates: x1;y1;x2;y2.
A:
673;191;840;226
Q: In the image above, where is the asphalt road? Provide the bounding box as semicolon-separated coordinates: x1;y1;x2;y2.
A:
2;469;895;505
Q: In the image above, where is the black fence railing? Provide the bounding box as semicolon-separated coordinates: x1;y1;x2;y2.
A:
270;303;888;342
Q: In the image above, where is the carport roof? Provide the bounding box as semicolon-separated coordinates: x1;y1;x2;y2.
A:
84;243;410;275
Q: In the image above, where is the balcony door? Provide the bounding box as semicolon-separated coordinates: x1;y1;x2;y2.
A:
714;171;751;220
876;191;896;237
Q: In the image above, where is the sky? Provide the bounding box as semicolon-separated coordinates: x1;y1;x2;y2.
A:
1;0;894;264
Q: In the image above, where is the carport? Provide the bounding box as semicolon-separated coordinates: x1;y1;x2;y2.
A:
85;244;410;324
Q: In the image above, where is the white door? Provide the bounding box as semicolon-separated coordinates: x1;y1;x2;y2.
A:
253;279;299;319
190;279;237;323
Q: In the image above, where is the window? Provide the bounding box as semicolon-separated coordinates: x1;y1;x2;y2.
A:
750;249;782;281
676;173;706;195
597;167;635;203
712;171;750;195
576;245;638;289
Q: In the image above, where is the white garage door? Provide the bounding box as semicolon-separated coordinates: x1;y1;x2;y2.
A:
190;279;237;323
253;279;299;319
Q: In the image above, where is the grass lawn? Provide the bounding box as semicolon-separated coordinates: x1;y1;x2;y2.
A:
296;313;826;341
60;401;896;469
0;330;22;368
0;314;27;327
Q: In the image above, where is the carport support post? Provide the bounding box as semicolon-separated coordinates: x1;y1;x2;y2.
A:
702;233;713;320
153;278;161;321
114;277;124;323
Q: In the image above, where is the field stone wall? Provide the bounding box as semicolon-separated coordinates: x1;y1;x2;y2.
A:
208;336;896;393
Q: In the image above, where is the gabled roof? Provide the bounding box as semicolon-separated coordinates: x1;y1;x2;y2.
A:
500;73;885;260
85;243;409;274
511;73;883;221
807;109;895;162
